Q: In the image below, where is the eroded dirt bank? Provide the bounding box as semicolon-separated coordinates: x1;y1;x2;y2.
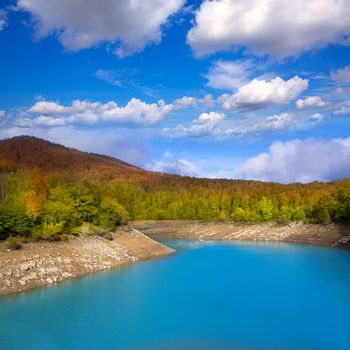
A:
132;220;350;249
0;229;174;296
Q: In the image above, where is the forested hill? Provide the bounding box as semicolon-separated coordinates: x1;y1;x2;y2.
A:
1;136;350;243
0;136;325;189
0;135;342;187
0;136;145;178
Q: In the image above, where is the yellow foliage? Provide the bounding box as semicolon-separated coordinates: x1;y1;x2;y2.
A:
23;190;45;219
23;168;49;219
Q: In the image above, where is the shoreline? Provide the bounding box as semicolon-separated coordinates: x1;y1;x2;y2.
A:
132;220;350;250
1;221;350;297
0;228;174;297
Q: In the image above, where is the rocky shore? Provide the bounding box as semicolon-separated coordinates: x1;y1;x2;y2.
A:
132;220;350;249
0;229;174;297
2;221;350;297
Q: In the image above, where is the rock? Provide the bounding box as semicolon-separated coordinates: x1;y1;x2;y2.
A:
4;279;13;287
20;261;36;272
19;272;38;286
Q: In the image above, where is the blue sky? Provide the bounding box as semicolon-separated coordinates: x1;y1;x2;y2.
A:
1;0;350;183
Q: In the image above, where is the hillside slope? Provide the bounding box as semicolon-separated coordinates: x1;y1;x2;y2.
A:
0;136;146;178
0;135;341;191
1;135;350;242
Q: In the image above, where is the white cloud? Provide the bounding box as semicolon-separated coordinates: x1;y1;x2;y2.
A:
28;101;68;115
220;76;308;111
261;113;293;130
162;111;321;140
236;138;350;183
333;100;350;116
195;111;225;124
331;65;350;84
148;154;200;177
17;0;184;56
218;113;315;138
147;152;233;178
206;60;255;90
309;113;324;122
187;0;350;58
163;111;226;138
95;69;123;87
0;110;5;118
173;94;215;110
18;98;174;127
0;10;6;30
198;94;215;107
173;96;197;109
295;96;328;109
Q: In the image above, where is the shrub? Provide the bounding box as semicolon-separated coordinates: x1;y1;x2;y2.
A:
103;231;113;241
98;197;129;229
60;233;69;241
41;222;65;241
5;236;21;250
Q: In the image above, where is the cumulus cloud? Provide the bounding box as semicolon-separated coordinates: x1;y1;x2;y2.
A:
173;96;197;109
236;138;350;183
17;98;174;127
28;101;68;115
195;111;224;124
220;76;308;111
147;152;231;178
162;111;226;138
295;96;328;109
199;94;215;107
147;152;200;177
162;111;321;140
218;113;318;139
331;65;350;84
187;0;350;58
173;94;215;110
17;0;184;56
206;60;256;90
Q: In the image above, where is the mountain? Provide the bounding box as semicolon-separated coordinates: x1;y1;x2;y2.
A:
0;135;343;189
0;136;147;178
1;136;350;231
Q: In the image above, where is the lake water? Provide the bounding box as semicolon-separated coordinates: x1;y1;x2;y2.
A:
1;240;350;350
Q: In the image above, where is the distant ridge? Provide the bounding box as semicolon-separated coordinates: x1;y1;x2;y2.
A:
1;136;347;187
0;136;146;178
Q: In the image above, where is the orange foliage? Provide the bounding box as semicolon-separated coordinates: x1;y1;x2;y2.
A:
23;167;49;219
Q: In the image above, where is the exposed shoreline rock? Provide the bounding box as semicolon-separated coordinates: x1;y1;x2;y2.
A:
2;221;350;297
0;229;174;297
132;220;350;250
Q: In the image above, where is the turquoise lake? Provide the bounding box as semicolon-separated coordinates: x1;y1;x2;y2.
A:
1;240;350;350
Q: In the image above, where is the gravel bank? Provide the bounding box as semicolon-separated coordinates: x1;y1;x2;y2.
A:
0;229;174;297
132;220;350;249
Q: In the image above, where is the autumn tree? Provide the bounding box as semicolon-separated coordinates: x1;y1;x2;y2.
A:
23;168;49;220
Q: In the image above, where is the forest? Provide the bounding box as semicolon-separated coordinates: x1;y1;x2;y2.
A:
1;163;350;243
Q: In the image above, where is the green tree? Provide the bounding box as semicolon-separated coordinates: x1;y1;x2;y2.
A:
258;197;274;221
98;197;129;229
